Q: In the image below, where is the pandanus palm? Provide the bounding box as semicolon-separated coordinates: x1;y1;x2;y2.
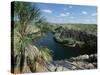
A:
12;2;52;73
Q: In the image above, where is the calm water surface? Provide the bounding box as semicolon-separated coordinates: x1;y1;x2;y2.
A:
34;32;95;60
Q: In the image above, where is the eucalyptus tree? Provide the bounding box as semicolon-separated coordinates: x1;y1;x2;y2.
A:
12;2;52;73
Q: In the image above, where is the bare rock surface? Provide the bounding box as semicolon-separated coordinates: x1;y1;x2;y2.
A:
46;54;97;72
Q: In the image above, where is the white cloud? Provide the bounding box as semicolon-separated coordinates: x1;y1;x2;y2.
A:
66;12;70;15
60;12;70;17
91;13;97;16
82;11;88;15
60;13;66;17
42;9;52;13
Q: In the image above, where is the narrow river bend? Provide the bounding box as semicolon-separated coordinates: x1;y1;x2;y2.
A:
34;32;95;60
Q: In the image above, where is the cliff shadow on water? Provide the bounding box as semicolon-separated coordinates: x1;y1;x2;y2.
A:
34;32;97;60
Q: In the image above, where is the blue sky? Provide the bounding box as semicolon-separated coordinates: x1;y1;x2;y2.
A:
35;3;97;24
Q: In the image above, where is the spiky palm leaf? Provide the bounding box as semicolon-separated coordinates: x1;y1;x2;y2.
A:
39;47;52;63
13;1;52;73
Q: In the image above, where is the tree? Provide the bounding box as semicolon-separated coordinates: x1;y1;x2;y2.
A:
12;2;52;73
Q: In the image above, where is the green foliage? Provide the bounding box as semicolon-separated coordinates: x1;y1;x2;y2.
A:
53;24;97;48
36;21;52;34
39;47;52;62
13;2;52;73
14;2;41;24
52;23;97;35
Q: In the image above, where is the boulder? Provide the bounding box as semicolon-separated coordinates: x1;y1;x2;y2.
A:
80;54;89;60
56;66;63;71
85;63;95;69
70;54;89;61
72;66;77;70
63;67;69;71
47;64;56;72
89;54;97;62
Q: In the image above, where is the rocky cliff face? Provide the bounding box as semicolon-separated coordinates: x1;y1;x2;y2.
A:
54;29;97;51
46;54;97;72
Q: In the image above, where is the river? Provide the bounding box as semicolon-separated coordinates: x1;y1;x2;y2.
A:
34;32;96;60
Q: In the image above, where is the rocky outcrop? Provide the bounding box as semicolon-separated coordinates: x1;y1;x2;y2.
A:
69;54;97;69
46;54;97;72
53;29;97;50
46;60;72;72
70;54;97;62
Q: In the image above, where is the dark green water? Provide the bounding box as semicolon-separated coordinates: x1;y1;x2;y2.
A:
34;32;95;60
